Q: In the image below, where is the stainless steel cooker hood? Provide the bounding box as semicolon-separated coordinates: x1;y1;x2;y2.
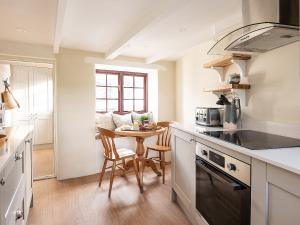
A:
208;0;300;55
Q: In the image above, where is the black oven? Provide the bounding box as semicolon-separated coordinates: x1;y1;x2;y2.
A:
195;143;251;225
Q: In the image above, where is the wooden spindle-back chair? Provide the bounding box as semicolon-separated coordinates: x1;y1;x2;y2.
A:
145;121;173;184
97;127;141;197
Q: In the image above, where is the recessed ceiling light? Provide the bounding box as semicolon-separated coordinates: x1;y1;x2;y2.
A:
179;27;187;33
15;28;27;33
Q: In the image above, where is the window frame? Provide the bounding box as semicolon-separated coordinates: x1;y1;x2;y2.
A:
95;69;148;114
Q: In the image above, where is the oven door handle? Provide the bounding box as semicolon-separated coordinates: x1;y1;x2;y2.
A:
196;160;246;191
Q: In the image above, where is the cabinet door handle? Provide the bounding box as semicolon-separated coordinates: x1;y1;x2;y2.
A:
15;208;24;220
189;138;195;143
0;178;5;186
25;138;32;144
15;152;23;161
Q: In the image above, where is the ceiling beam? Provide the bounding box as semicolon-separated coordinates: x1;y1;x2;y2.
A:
53;0;68;54
84;57;166;71
105;0;190;60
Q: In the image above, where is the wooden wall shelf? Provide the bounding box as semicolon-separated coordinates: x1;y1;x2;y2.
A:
203;53;251;81
205;84;251;92
203;53;251;68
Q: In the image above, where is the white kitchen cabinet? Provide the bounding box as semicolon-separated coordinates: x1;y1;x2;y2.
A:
171;128;208;225
171;128;196;205
251;158;300;225
0;130;33;225
11;65;53;145
24;138;33;222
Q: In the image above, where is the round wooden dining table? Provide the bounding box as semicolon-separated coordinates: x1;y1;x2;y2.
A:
114;127;166;190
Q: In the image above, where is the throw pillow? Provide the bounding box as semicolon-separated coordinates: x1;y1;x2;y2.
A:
112;113;133;128
95;112;116;131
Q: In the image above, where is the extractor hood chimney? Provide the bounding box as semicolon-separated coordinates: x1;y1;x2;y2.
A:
208;0;299;55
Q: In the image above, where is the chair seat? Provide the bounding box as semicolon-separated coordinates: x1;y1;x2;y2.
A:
109;148;135;160
147;144;171;152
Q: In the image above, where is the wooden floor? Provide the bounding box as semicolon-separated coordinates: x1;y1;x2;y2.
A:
32;149;55;178
28;166;191;225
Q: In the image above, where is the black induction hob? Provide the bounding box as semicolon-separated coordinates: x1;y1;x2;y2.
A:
201;130;300;150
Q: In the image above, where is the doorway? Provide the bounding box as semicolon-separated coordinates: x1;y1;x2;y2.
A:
11;64;55;180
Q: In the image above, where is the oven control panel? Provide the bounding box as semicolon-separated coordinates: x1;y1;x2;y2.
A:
196;142;251;186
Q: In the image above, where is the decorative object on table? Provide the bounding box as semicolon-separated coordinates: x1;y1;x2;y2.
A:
140;114;150;125
119;124;134;131
1;79;20;109
228;73;241;84
133;120;140;130
97;127;142;197
131;112;153;123
147;121;157;130
145;121;173;184
223;97;241;130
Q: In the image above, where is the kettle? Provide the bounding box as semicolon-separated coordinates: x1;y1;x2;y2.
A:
223;97;241;130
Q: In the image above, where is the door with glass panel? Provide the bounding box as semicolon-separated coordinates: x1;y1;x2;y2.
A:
95;70;147;113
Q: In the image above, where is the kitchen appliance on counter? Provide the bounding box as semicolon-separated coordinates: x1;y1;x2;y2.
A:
201;130;300;150
195;107;222;127
196;142;251;225
216;95;241;129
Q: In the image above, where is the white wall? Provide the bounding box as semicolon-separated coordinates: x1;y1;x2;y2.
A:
176;41;300;137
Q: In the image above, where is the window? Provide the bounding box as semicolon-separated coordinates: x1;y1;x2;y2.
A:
95;70;148;113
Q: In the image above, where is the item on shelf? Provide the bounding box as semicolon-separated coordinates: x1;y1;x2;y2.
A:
228;73;241;84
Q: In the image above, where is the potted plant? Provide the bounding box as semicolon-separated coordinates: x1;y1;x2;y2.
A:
140;115;150;125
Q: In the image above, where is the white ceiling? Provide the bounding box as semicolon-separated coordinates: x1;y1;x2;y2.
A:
0;0;242;62
0;0;58;45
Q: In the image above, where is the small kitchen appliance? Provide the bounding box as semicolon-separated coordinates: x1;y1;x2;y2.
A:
195;107;222;127
216;95;241;129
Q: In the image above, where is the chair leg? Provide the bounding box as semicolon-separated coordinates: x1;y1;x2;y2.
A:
121;159;126;177
145;148;149;158
132;157;142;193
108;161;116;198
98;158;108;187
161;152;166;184
159;152;162;169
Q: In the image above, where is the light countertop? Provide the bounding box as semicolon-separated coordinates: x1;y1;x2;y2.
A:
171;123;300;176
0;125;34;172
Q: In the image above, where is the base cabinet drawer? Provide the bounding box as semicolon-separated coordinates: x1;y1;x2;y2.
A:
5;179;25;225
0;130;33;225
0;149;24;215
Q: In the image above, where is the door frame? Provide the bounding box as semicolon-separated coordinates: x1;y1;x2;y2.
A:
0;59;58;178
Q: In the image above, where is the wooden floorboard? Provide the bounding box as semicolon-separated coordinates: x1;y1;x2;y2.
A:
28;166;191;225
32;149;55;178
